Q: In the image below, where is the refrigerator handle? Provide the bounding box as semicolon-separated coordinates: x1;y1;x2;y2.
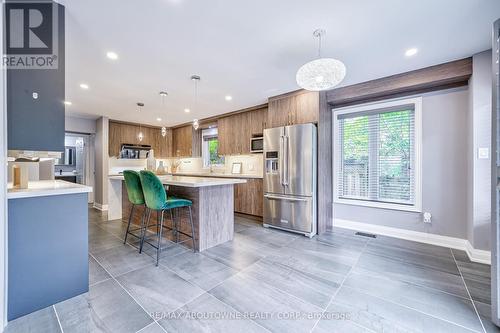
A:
286;135;290;186
279;134;284;186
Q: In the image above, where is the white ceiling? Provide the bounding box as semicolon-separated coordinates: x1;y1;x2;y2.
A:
60;0;500;127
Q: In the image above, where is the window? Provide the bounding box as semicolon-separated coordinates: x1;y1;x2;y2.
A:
202;128;224;167
333;97;422;212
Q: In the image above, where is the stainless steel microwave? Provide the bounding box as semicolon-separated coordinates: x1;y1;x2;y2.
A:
250;136;263;153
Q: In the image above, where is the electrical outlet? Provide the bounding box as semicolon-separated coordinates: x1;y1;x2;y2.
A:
423;212;432;224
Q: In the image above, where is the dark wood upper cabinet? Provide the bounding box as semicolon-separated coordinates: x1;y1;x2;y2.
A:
217;107;268;155
267;90;319;128
108;121;172;158
172;125;193;157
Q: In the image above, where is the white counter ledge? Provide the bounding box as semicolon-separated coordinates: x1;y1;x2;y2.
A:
7;180;92;199
108;175;246;187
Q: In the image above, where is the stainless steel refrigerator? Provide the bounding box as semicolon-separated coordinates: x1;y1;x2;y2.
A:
263;123;317;237
492;17;500;327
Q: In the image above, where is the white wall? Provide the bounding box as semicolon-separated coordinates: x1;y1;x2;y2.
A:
468;50;493;251
94;117;109;209
65;115;96;134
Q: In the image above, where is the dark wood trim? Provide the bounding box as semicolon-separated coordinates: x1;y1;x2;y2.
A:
268;88;312;101
326;57;472;107
170;103;268;129
109;119;163;130
317;91;333;234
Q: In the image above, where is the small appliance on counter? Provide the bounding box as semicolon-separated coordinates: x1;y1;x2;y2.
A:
263;123;317;237
120;144;152;159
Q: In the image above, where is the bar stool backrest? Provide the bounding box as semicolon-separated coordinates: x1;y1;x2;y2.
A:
139;170;167;210
123;170;145;205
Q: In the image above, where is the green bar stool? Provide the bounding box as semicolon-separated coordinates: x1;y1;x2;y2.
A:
139;170;195;266
123;170;147;245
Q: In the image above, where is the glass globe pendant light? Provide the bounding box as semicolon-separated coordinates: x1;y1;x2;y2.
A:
136;102;144;142
296;29;346;91
159;91;168;137
190;75;201;130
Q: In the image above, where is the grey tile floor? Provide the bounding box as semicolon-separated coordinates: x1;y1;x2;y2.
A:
4;208;499;333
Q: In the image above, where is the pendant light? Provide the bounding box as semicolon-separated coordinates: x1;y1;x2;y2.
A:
296;29;346;91
159;91;168;137
137;102;144;142
191;75;201;130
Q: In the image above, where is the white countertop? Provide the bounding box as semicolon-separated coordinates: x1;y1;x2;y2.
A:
109;175;246;187
108;172;262;179
7;180;92;199
165;172;262;179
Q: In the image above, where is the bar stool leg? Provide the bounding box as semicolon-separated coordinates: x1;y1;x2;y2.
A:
188;206;195;252
175;208;179;243
169;209;176;242
156;210;165;266
140;208;152;254
124;204;135;244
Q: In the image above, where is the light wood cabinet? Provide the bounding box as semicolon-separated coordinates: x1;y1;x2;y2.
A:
217;107;268;155
108;121;172;158
172;125;193;157
234;179;263;217
267;90;319;127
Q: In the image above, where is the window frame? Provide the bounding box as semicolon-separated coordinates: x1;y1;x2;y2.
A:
201;127;224;168
332;96;422;212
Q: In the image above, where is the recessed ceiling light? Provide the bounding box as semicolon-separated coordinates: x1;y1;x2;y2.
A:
225;95;232;101
63;101;72;105
106;51;118;60
79;83;89;90
405;48;418;57
184;108;190;113
156;117;162;122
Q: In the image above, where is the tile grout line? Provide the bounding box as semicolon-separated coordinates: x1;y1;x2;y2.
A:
88;252;168;333
309;237;371;333
52;305;64;333
135;321;158;333
451;248;487;333
321;237;485;332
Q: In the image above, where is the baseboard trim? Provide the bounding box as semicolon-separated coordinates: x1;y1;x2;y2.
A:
334;219;491;265
93;203;108;211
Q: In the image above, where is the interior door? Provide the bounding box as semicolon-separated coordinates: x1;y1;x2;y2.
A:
285;123;316;197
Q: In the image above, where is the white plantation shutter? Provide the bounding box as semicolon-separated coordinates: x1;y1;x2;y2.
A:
336;103;417;207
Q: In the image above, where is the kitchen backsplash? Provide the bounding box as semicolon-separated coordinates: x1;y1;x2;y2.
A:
109;154;263;176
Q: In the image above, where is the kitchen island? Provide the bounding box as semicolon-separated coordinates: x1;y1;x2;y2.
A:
108;175;246;251
7;180;92;320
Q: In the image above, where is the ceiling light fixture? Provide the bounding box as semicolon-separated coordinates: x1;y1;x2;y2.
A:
296;29;346;91
184;108;190;113
225;95;232;101
106;51;118;60
63;101;72;105
79;83;89;90
190;75;201;130
136;102;144;142
405;48;418;57
159;91;168;137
